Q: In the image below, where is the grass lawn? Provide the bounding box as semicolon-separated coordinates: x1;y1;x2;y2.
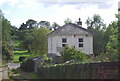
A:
13;50;32;63
13;40;32;63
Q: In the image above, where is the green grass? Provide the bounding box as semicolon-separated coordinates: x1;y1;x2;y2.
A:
13;40;32;63
14;50;28;54
13;50;32;63
13;40;22;47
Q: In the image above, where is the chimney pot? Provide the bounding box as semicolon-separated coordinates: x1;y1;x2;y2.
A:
77;18;82;26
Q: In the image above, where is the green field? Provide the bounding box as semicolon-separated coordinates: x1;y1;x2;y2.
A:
13;40;32;63
13;50;32;63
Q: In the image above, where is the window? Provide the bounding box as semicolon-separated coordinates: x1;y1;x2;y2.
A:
79;38;83;42
62;44;66;47
62;38;67;47
62;38;67;43
79;44;83;47
78;38;83;48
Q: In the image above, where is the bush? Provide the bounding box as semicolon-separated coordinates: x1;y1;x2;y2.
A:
19;56;27;62
20;58;35;72
61;46;87;62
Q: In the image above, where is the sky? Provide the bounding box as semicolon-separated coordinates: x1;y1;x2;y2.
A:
0;0;119;28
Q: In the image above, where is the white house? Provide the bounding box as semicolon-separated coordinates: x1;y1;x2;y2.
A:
47;19;93;59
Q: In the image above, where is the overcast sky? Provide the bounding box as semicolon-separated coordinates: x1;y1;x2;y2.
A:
0;0;119;28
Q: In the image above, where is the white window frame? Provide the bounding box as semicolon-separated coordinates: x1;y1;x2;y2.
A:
78;38;83;48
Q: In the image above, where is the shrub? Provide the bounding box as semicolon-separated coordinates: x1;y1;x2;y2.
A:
61;46;87;62
20;58;35;72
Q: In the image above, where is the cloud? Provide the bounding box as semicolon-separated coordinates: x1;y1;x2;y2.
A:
39;1;117;28
2;9;11;14
1;0;118;28
9;18;28;27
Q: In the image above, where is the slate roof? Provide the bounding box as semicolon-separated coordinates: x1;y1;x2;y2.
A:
48;23;93;37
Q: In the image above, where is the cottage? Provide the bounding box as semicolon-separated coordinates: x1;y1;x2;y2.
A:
47;19;93;61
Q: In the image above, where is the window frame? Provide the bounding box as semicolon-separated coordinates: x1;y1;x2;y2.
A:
78;38;83;48
62;37;67;47
62;38;67;43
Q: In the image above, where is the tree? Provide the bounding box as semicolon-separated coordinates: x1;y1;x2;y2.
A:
51;22;60;30
31;27;51;56
18;23;27;30
10;26;18;40
2;13;13;62
86;14;106;30
37;21;50;29
105;21;118;61
85;14;106;56
21;29;35;52
64;18;72;24
26;19;37;29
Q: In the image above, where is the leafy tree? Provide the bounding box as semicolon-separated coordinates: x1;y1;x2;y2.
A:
21;29;35;52
10;26;18;40
105;21;118;61
37;21;50;29
18;23;27;30
26;19;37;29
64;18;72;24
104;21;117;52
31;27;51;56
86;14;106;30
61;46;87;62
2;12;13;62
51;22;60;30
85;14;106;56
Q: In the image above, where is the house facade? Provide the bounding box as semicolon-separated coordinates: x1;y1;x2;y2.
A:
47;20;93;58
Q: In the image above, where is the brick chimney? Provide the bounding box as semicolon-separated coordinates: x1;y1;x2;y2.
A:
77;18;82;27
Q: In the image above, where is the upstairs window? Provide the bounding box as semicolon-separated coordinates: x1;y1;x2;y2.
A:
79;38;83;42
62;38;67;43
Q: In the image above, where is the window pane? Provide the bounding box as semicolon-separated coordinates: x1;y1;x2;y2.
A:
62;44;66;47
62;38;67;43
79;38;83;42
79;44;83;47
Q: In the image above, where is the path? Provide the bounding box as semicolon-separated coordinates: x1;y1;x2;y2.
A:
0;63;20;80
8;63;20;70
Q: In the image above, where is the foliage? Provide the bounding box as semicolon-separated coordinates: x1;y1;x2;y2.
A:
37;60;117;79
42;55;53;65
105;21;118;61
26;19;37;29
61;46;87;62
51;22;60;30
31;27;51;56
18;23;27;30
20;58;35;72
37;21;50;29
20;29;35;52
2;11;13;62
85;14;106;56
19;19;37;30
64;18;72;24
10;26;18;40
86;14;106;30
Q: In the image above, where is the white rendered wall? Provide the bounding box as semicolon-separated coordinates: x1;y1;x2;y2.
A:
48;35;93;55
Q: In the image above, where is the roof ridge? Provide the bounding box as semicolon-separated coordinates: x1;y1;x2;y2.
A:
47;23;93;37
